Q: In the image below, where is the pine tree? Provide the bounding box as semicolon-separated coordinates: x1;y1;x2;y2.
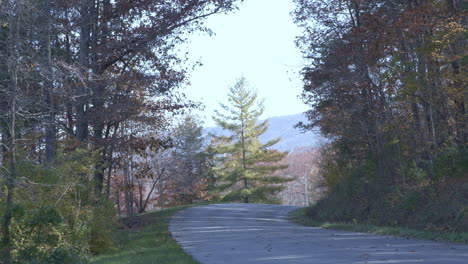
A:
210;77;290;204
170;115;210;203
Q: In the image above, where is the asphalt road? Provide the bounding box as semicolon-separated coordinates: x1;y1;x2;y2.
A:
169;203;468;264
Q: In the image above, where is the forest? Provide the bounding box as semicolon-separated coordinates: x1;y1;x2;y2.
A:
0;1;246;263
294;0;467;236
0;0;467;263
0;1;316;262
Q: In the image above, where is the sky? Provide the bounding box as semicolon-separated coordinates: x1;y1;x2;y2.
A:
181;0;308;127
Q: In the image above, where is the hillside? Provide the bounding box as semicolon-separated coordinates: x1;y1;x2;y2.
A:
204;113;325;151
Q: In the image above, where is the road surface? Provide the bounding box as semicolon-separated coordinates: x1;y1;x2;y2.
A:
169;203;468;264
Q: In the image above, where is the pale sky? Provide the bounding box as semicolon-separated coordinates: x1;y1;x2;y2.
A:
181;0;307;127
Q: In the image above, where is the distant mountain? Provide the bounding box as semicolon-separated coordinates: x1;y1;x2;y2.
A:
204;113;325;151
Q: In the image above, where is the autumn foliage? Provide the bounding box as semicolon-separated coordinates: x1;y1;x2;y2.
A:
0;0;240;262
294;0;467;233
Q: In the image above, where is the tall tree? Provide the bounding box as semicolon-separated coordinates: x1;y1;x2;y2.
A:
0;1;243;261
168;115;211;204
210;77;290;204
294;0;466;182
64;0;241;196
278;147;323;206
1;2;35;261
293;0;467;231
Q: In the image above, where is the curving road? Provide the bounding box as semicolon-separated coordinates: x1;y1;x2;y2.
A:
169;203;468;264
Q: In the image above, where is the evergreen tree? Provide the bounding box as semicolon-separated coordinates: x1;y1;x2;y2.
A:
170;115;209;203
210;77;290;204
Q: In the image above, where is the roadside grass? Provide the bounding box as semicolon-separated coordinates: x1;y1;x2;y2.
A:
289;207;468;244
90;204;203;264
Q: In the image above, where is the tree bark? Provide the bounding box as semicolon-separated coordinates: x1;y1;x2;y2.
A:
76;0;92;141
2;5;19;262
42;0;56;167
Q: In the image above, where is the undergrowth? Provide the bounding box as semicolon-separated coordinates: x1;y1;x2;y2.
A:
90;204;202;264
290;207;468;244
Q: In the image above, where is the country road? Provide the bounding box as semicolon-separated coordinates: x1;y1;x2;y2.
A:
169;203;468;264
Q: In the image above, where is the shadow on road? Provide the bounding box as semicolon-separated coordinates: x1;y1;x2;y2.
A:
170;203;468;264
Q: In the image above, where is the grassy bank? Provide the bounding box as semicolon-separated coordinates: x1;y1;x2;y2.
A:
90;205;200;264
290;207;468;244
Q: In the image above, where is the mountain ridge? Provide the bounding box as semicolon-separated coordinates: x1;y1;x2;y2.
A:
204;113;325;151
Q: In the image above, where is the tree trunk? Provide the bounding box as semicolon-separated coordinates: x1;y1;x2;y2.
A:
116;183;121;217
2;6;19;262
159;179;165;209
2;91;16;264
42;0;56;166
76;0;91;141
241;112;249;203
106;125;118;199
3;108;16;264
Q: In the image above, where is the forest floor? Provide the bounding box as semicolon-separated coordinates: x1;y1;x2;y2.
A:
90;204;203;264
290;207;468;244
170;203;468;264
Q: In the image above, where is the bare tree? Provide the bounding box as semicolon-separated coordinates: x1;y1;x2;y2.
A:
134;149;172;213
1;2;24;261
278;147;324;206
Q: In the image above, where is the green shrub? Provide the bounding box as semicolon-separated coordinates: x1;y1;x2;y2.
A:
11;205;89;264
407;161;428;184
432;147;467;179
89;200;118;255
307;173;468;233
0;147;120;263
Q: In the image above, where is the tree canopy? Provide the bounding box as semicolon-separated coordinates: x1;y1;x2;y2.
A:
294;0;467;232
0;0;241;262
